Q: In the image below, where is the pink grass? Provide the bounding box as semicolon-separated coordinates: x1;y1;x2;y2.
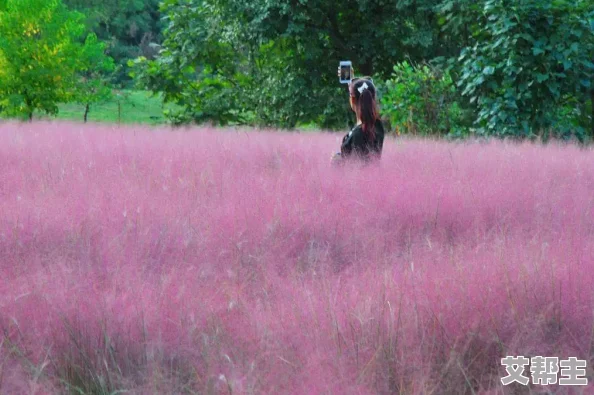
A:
1;121;594;394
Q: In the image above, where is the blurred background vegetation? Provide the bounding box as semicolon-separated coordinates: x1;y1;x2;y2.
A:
1;0;593;141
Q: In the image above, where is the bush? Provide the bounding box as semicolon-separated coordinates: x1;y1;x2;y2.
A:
380;61;471;137
455;0;594;140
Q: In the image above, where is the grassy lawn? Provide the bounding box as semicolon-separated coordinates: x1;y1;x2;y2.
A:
53;90;175;125
0;91;328;129
11;91;327;130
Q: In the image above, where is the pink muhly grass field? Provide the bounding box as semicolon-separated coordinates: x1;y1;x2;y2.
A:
1;121;594;394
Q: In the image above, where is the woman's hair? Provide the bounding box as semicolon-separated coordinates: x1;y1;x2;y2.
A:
349;78;380;141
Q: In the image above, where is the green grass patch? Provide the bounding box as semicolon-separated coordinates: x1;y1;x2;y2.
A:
53;90;178;125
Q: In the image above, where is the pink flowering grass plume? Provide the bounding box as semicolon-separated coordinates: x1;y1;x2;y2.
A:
1;120;594;393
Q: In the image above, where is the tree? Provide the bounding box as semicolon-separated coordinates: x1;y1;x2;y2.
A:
0;0;110;121
129;0;247;126
381;61;471;137
132;0;445;129
454;0;594;140
75;33;116;123
64;0;163;85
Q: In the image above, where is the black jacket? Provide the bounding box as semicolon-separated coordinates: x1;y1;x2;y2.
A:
341;119;385;161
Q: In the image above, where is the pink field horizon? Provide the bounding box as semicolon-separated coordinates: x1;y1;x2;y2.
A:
2;121;594;394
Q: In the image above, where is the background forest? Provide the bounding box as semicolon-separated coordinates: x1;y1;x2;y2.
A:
1;0;594;141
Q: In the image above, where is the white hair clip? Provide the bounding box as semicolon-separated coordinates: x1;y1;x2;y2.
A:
358;82;369;94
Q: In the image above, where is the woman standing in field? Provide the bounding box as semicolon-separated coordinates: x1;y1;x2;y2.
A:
332;75;385;164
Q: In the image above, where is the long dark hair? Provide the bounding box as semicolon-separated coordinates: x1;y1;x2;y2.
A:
349;78;380;141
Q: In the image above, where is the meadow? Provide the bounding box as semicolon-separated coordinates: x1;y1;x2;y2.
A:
1;121;594;394
51;91;171;125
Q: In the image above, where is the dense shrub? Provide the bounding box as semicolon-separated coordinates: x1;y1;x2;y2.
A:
380;61;471;137
455;0;594;140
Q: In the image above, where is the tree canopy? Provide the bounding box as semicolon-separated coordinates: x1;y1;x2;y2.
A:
128;0;594;139
455;0;594;139
2;0;594;140
0;0;114;120
131;0;448;129
64;0;163;85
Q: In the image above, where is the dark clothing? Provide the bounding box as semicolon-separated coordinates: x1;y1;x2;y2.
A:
340;119;385;162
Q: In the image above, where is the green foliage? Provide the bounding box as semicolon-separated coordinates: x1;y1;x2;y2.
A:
246;38;350;129
381;61;471;137
455;0;594;140
64;0;163;85
21;0;591;141
131;0;445;129
55;90;175;124
437;0;486;50
128;0;246;126
0;0;107;121
75;33;116;122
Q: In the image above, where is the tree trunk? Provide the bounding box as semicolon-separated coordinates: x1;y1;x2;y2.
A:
591;88;594;139
84;103;90;123
25;95;33;122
